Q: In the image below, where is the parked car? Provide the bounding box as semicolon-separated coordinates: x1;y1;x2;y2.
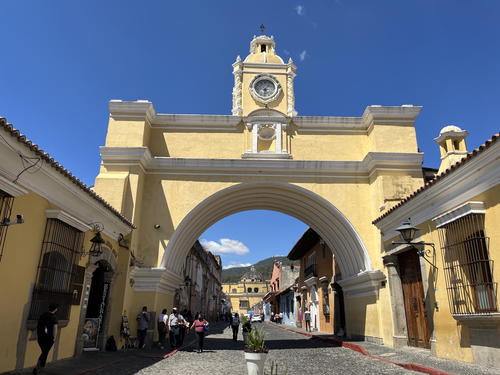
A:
251;314;263;323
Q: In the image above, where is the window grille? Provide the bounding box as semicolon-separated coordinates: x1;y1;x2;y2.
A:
28;219;84;321
438;214;497;315
0;190;14;262
239;300;249;309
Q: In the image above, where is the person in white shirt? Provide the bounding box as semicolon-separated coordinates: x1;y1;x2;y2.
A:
168;307;186;349
157;308;168;349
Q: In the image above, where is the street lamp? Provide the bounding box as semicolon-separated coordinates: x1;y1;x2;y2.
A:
393;218;437;268
80;223;105;257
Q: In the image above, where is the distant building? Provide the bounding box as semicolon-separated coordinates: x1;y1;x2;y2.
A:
221;266;269;315
175;240;222;321
263;261;300;325
288;229;344;334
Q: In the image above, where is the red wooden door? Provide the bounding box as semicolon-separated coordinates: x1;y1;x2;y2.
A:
398;250;430;348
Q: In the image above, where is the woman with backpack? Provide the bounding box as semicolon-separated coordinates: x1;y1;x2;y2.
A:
231;313;240;341
190;313;209;353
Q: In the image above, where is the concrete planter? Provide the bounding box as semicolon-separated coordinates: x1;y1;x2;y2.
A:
244;351;267;375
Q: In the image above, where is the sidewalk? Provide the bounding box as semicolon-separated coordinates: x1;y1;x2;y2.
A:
2;322;229;375
267;322;498;375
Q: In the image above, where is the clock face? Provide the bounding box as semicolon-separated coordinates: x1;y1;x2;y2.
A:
254;79;276;99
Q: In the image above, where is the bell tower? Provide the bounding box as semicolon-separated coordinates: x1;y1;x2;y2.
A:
232;35;297;117
233;35;297;158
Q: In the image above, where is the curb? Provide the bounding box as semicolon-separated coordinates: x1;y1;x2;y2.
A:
267;322;452;375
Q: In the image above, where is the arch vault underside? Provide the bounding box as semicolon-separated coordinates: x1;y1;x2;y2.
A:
161;181;372;279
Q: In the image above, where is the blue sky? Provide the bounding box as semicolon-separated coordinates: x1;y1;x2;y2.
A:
1;1;499;267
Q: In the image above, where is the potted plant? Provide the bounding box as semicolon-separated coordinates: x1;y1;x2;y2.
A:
244;326;268;375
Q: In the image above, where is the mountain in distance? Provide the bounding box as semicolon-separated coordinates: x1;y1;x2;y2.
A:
221;256;299;283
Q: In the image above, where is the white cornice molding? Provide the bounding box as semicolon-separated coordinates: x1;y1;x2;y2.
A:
99;147;152;169
241;152;292;160
152;114;241;131
0;175;28;197
109;100;155;123
130;267;183;294
100;148;423;179
434;130;468;144
304;276;318;287
45;209;91;232
375;142;499;240
432;201;485;228
336;270;386;298
107;102;421;134
242;62;287;69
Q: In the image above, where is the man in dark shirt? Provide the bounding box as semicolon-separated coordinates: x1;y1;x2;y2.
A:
33;303;58;374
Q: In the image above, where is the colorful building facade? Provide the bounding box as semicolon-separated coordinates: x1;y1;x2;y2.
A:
288;229;343;334
221;267;270;315
373;128;500;368
0;118;134;373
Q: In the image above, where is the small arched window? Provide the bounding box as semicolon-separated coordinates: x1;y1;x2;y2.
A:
254;287;259;293
247;287;252;293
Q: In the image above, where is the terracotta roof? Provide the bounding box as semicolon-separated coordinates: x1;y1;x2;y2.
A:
287;228;319;260
0;117;135;228
373;133;499;224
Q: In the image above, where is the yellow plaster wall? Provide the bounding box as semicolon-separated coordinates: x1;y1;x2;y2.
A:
105;118;149;147
290;133;368;161
380;184;499;363
0;192;130;372
368;125;419;153
0;192;48;372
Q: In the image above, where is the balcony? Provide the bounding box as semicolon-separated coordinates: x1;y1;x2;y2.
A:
304;264;317;279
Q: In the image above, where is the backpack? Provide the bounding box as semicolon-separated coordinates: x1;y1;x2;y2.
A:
105;335;117;352
232;316;240;326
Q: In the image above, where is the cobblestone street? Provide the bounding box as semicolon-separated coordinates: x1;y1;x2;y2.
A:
86;323;419;375
6;322;499;375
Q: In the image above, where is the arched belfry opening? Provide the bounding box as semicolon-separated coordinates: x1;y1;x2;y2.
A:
161;181;371;279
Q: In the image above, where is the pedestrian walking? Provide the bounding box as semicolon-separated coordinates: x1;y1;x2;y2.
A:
157;308;168;349
231;312;240;341
190;313;209;353
33;303;59;374
136;306;150;349
304;307;311;332
179;309;189;345
168;307;186;349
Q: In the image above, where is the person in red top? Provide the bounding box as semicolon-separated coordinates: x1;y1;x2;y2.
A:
190;313;209;353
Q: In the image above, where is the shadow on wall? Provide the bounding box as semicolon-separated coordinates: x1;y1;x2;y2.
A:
15;300;32;370
138;178;175;268
344;295;376;342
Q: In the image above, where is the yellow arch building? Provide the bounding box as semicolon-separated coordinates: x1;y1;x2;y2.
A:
94;34;425;346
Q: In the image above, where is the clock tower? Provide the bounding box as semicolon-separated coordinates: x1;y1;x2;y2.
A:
233;35;297;158
232;34;297;117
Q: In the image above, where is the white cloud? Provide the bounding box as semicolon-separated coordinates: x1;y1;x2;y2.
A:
283;49;291;55
299;50;307;61
223;263;252;270
200;238;250;255
295;5;304;16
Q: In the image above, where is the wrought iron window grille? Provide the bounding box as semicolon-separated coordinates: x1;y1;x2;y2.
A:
28;218;84;321
438;214;497;316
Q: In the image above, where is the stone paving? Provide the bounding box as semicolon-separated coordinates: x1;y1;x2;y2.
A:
5;322;497;375
99;323;419;375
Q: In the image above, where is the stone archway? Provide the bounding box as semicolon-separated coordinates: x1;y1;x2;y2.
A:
161;181;371;279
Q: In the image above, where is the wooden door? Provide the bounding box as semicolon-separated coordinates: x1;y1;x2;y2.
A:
398;250;430;348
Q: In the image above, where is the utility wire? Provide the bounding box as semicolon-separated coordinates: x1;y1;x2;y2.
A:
0;129;43;183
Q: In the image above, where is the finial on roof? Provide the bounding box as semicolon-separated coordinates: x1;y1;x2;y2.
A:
288;57;293;64
259;24;266;34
